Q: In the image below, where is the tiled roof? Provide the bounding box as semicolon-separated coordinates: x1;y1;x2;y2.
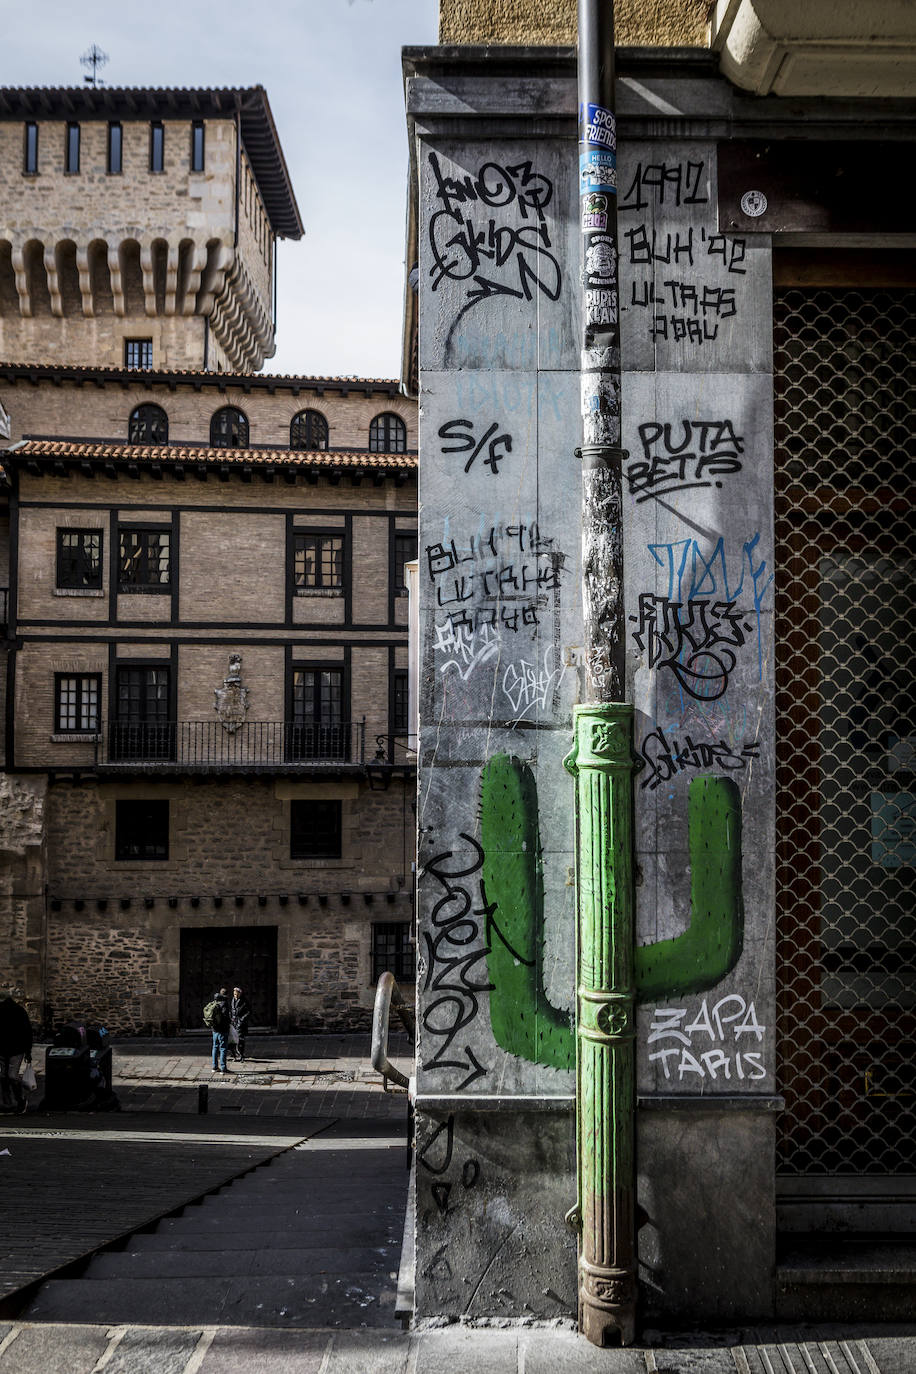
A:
7;439;417;472
0;86;302;238
0;361;404;394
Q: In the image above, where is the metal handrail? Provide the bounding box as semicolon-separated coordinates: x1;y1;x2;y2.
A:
371;971;415;1092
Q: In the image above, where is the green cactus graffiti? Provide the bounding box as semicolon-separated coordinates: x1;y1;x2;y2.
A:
480;755;744;1068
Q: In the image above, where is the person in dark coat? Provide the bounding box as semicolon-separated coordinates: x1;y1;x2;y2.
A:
0;992;33;1113
230;986;251;1062
209;988;231;1073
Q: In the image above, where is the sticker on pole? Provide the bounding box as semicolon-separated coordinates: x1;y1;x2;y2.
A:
580;102;616;151
580;148;617;196
581;193;609;231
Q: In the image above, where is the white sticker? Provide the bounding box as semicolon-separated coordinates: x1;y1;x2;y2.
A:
740;189;768;218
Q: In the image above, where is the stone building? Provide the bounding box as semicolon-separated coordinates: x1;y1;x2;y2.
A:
0;85;418;1034
404;0;915;1337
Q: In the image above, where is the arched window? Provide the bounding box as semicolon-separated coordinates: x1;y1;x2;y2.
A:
129;404;168;445
210;406;249;449
369;413;406;454
290;409;329;451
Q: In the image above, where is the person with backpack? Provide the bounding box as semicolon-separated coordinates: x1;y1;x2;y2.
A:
203;988;231;1073
0;991;33;1113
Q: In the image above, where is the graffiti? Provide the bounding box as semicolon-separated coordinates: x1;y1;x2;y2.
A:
417;1114;481;1216
435;619;501;682
622;224;746;275
421;829;535;1091
502;645;566;720
481;759;744;1068
420;835;492;1091
427;152;561;332
637;727;760;791
630;594;754;701
627;280;737;345
626;419;744;503
619;159;708;212
427;522;566;636
438;418;513;475
647;996;766;1082
648;533;774;682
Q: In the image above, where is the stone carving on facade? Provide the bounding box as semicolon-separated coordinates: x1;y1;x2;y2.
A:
214;654;250;733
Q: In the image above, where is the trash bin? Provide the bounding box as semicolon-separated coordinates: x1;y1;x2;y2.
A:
43;1044;92;1108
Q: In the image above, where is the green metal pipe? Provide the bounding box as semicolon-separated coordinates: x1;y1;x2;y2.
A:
565;703;636;1346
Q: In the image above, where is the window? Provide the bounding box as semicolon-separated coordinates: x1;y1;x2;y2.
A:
294;533;343;591
372;923;415;984
57;529;103;589
55;674;101;733
124;338;153;370
149;121;164;173
23;122;38;174
119;527;171;590
290;668;346;760
108;122;122;175
369;413;407;454
115;800;169;861
393;532;418;596
290;800;342;859
65;122;80;174
190;120;205;172
129;404;168;445
393;670;409;736
210;407;249;448
113;666;172;761
290;409;328;451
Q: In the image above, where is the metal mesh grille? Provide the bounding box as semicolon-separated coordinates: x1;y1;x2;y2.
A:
774;287;916;1176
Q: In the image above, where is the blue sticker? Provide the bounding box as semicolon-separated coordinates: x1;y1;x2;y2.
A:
580;149;617;196
580;102;616;151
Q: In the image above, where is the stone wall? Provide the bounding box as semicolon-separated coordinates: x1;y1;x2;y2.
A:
1;375;417;452
0;773;48;1022
43;775;415;1033
438;0;707;46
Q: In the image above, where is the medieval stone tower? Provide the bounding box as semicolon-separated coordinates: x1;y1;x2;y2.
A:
0;86;303;372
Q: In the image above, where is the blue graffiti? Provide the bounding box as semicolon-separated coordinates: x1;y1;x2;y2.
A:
646;534;774;685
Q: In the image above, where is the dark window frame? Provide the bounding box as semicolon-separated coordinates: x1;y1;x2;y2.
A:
393;669;409;736
118;525;172;592
190;120;205;172
115;799;170;861
149;121;164;173
371;922;415;984
369;413;407;454
124;338;153;370
293;532;344;592
393;531;418;596
290;409;329;451
56;527;103;590
288;661;348;761
210;406;249;449
128;403;169;445
107;121;122;175
290;799;342;860
54;672;102;734
23;121;38;174
65;122;80;174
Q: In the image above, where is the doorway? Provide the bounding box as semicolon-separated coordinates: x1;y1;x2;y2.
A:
179;926;278;1029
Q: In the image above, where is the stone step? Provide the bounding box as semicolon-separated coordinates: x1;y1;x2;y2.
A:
127;1223;404;1251
22;1274;400;1328
85;1244;397;1279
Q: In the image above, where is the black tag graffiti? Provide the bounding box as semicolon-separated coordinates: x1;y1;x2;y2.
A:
438;418;513;475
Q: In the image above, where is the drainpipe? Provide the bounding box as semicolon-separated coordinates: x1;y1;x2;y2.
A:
564;0;637;1347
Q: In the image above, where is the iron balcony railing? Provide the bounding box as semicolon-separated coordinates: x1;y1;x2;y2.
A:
96;719;366;769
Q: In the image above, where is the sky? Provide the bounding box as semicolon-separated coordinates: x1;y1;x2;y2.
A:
1;0;439;380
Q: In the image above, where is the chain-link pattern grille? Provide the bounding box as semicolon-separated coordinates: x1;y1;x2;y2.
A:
774;287;915;1176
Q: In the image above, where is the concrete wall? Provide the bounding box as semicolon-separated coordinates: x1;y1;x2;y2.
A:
411;54;777;1325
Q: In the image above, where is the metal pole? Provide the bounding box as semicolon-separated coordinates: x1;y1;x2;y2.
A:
567;0;637;1347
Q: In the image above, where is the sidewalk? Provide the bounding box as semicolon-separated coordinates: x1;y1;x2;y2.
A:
1;1321;913;1373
